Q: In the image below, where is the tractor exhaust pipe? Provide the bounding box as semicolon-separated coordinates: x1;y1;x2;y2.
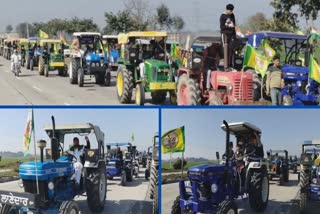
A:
37;140;47;163
51;116;60;162
223;120;230;190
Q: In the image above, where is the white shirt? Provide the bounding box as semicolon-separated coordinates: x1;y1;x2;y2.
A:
11;54;21;63
69;147;85;164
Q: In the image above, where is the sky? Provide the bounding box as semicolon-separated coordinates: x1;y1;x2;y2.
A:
0;108;158;154
162;108;320;160
2;0;318;33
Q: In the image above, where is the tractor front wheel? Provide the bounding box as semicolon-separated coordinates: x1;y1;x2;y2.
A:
69;58;78;84
0;204;18;214
44;65;49;77
58;200;80;214
86;165;107;213
217;200;238;214
279;173;284;186
135;84;145;106
126;167;133;182
116;67;134;103
121;170;127;186
151;91;166;104
177;73;201;105
171;196;181;214
282;95;293;106
95;73;105;85
299;169;309;213
249;170;269;211
105;68;111;86
78;68;84;87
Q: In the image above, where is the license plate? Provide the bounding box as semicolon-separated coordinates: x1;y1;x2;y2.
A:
0;191;39;208
149;82;176;90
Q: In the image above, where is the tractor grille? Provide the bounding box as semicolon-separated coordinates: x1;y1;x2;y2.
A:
234;78;253;101
23;179;49;206
198;182;211;199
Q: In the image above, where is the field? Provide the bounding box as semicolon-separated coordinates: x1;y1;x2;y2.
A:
162;161;219;171
0;157;34;177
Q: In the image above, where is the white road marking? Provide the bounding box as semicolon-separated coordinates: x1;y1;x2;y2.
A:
32;86;43;92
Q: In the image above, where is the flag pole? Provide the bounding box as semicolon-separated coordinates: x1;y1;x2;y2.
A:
31;109;40;194
170;152;172;169
181;152;184;179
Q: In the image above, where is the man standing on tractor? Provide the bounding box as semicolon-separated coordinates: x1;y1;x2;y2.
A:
266;55;284;105
69;136;91;188
220;3;236;69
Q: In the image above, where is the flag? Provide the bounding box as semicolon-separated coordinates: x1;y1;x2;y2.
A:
243;44;269;78
131;133;135;142
236;27;245;38
23;109;34;156
38;30;49;39
170;44;176;58
162;126;185;154
174;46;180;58
311;27;320;39
261;39;276;60
60;32;67;45
309;55;320;83
98;41;103;51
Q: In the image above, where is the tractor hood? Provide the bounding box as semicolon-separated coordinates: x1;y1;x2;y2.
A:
188;164;226;177
85;52;101;63
145;59;170;69
282;64;308;78
19;157;73;180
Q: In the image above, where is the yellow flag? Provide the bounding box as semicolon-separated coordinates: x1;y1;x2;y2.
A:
161;126;185;154
39;30;49;39
262;40;276;60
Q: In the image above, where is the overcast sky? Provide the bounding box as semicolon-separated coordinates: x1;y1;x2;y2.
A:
0;0;284;32
0;108;158;154
162;109;320;160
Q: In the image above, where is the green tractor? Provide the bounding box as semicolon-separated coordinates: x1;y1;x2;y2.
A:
116;31;177;106
38;39;67;77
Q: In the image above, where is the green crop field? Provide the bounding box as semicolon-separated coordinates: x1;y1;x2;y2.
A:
162;161;218;171
0;157;34;177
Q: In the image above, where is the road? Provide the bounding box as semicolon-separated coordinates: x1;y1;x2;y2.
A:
0;57;158;105
161;172;319;214
0;167;153;214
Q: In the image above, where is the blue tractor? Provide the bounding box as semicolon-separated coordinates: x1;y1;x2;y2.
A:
289;155;298;173
171;121;269;213
106;142;135;186
0;117;107;213
298;143;320;213
266;150;289;185
246;31;320;105
69;32;111;87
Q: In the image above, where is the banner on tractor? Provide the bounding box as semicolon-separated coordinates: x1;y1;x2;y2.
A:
309;55;320;83
23;109;34;156
261;40;276;60
162;126;185;154
243;44;269;78
38;30;49;39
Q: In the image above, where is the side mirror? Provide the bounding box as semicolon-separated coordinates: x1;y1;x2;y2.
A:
216;152;220;160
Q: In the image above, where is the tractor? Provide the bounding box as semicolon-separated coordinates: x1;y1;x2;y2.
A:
176;32;253;105
18;39;29;67
289;155;298;173
69;32;110;87
171;121;269;213
246;31;320;105
266;150;289;185
0;37;6;57
102;35;121;72
25;37;40;70
38;39;67;77
145;146;153;180
116;31;177;106
0;117;107;213
298;143;320;213
105;142;135;186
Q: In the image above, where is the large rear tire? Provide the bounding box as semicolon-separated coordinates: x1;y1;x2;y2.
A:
78;68;84;87
0;204;18;214
299;169;309;213
70;58;79;84
149;164;158;199
135;84;145;106
177;73;201;105
116;66;134;104
153;184;158;214
217;200;238;214
86;165;107;213
121;170;127;186
58;200;80;214
249;170;269;211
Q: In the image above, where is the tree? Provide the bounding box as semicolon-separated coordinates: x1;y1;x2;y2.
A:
243;13;270;32
5;25;13;33
156;4;185;32
104;10;135;34
173;158;187;170
172;16;185;31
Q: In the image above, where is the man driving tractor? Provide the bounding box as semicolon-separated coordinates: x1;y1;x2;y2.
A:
68;136;91;188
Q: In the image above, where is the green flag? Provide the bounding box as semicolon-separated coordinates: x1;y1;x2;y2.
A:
243;44;269;78
309;55;320;83
161;126;185;154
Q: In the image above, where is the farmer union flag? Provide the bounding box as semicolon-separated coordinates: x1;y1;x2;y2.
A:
161;126;185;154
309;55;320;84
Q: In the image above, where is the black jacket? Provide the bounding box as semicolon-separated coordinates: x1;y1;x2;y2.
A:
220;13;236;36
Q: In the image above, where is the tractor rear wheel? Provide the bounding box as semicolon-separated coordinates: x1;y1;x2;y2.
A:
135;84;145;106
30;59;34;71
151;91;166;104
150;164;158;199
78;68;84;87
279;173;284;186
177;74;201;105
38;58;44;75
1;204;18;214
26;55;30;69
299;169;309;213
121;170;127;186
153;184;158;214
171;196;181;214
70;58;78;84
58;200;80;214
86;164;107;213
217;200;237;214
44;65;49;77
249;170;269;211
105;68;111;86
116;67;134;103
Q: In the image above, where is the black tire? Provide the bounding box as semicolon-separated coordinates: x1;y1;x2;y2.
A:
217;200;238;214
153;184;158;214
116;66;134;103
63;64;68;77
58;200;80;214
126;167;133;182
121;170;127;186
38;57;44;75
135;84;145;106
26;55;30;69
30;59;34;71
299;169;309;213
249;170;269;211
279;173;284;186
294;166;297;174
145;169;150;180
58;68;64;76
78;68;84;87
150;164;158;199
169;90;177;105
44;65;49;77
171;196;181;214
70;58;79;84
95;73;105;85
177;73;201;106
0;204;18;214
284;170;289;182
86;164;107;213
151;91;166;104
105;69;111;86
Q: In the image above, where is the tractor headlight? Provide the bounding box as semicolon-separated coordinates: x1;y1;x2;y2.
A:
227;85;233;91
253;83;258;90
297;81;302;87
185;181;191;186
48;182;54;190
313;178;318;184
18;179;24;188
211;183;218;193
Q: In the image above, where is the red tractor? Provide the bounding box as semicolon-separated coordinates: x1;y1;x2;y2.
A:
177;32;254;105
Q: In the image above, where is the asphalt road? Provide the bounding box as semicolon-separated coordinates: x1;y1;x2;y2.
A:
161;172;319;214
0;57;158;105
0;167;153;214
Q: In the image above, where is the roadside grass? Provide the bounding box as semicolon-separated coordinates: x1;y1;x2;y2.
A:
162;161;218;172
0;157;33;177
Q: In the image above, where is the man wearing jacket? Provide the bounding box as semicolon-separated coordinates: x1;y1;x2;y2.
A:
266;55;284;105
